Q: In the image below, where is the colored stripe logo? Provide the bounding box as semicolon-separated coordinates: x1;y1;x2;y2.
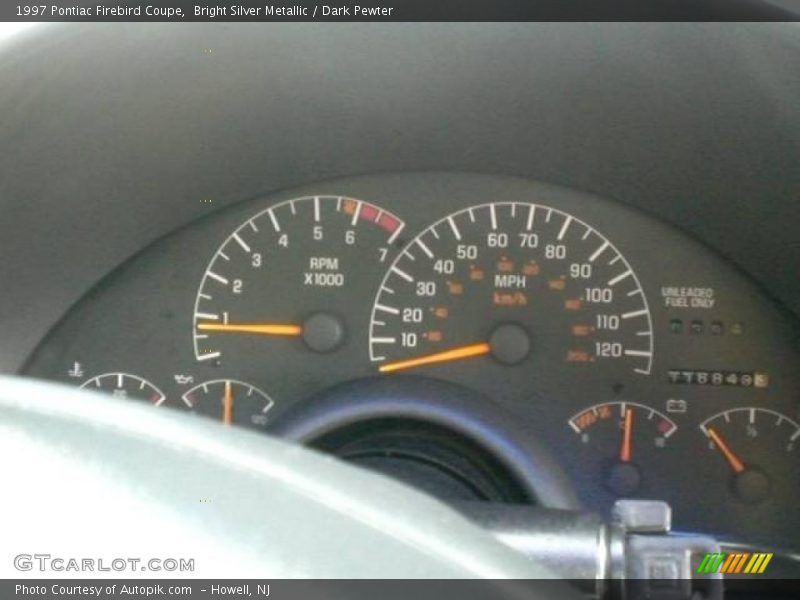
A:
697;552;773;574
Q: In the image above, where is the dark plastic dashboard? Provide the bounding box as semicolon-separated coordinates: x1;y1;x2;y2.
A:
21;172;800;553
1;23;798;562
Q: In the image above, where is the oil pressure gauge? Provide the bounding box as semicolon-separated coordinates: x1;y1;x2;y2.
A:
181;379;274;430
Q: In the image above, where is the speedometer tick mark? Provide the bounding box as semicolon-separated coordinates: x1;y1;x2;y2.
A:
589;241;609;262
391;266;414;282
624;349;652;357
375;303;400;315
447;217;462;240
526;205;536;230
608;270;632;286
558;216;572;240
416;238;434;258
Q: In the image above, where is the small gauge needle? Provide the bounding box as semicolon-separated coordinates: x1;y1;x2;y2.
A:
222;380;234;426
197;322;302;336
707;427;746;474
378;342;491;374
620;407;634;463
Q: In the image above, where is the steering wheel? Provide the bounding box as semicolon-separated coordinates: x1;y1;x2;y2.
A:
0;375;582;592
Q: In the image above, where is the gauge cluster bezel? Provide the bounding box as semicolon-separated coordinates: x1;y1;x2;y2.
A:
21;172;800;551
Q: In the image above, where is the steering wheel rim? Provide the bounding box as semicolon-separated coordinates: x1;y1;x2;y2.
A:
0;375;582;590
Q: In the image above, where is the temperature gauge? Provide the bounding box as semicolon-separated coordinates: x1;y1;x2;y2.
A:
80;372;166;405
181;379;275;430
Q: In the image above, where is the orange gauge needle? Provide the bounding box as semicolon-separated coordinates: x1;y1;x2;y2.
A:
707;427;746;474
378;342;491;374
197;322;302;336
620;407;634;462
222;380;234;426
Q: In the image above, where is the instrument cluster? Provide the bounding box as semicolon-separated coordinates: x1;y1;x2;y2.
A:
23;173;800;552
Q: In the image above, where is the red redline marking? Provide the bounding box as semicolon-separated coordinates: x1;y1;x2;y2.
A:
360;204;378;222
378;212;400;233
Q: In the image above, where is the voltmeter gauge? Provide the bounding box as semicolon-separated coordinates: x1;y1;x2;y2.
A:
80;372;166;405
568;401;677;497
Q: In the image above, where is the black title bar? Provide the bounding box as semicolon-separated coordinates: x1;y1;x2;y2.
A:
3;0;798;22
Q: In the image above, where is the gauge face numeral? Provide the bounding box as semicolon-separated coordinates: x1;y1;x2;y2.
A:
369;202;653;375
80;373;165;405
181;379;274;430
192;196;405;362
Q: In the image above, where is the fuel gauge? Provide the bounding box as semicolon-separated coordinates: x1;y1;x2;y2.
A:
181;379;275;430
700;408;799;504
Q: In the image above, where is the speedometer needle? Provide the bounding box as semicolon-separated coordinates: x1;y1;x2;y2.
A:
378;342;491;374
197;322;303;336
707;427;746;473
222;380;234;426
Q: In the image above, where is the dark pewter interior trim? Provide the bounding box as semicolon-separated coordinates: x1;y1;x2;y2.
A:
0;23;798;372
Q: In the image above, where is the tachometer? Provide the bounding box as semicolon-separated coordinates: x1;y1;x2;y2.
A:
193;196;404;363
369;202;653;377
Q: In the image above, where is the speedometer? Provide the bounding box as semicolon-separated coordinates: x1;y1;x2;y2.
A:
369;202;653;377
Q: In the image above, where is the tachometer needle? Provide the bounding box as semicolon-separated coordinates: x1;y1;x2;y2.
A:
197;322;303;336
378;342;491;374
222;380;234;426
707;427;746;473
620;407;634;463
